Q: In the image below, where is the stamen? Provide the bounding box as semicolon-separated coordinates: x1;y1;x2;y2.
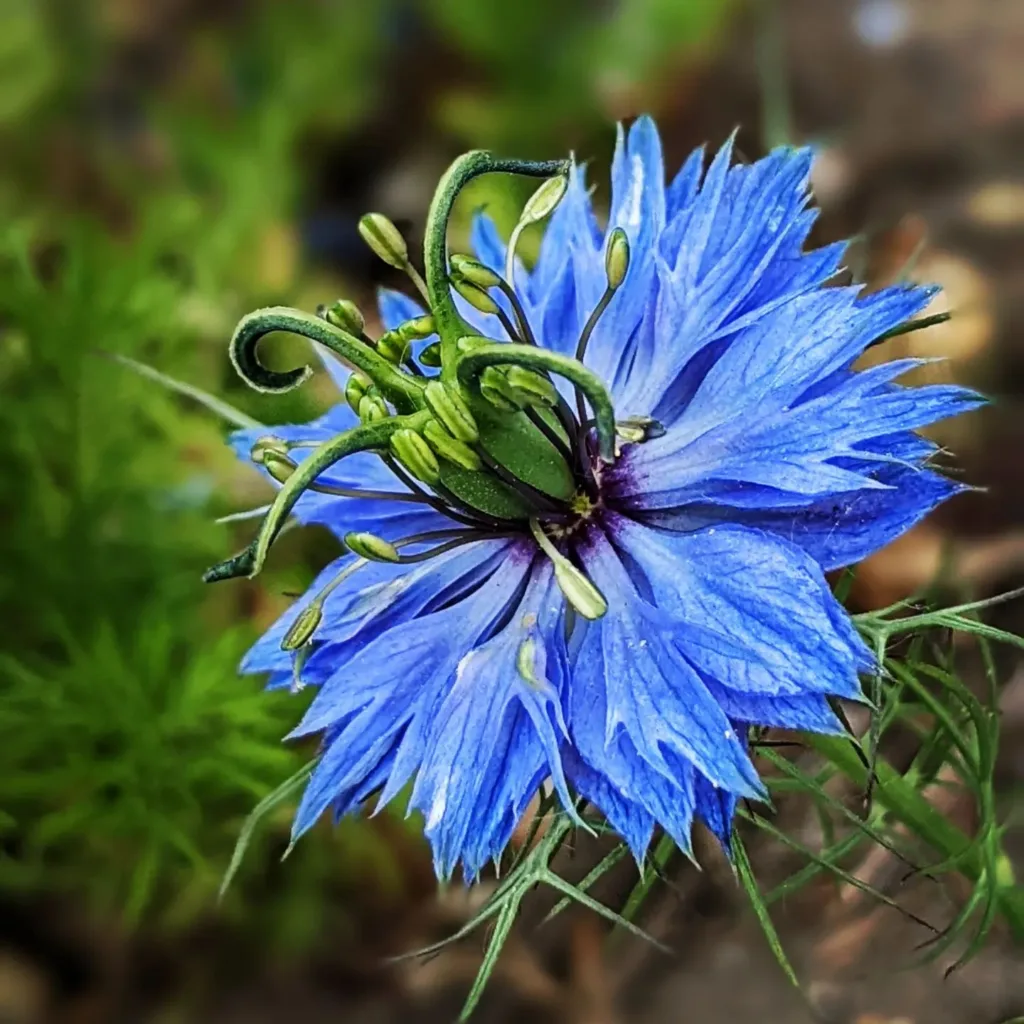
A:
529;518;607;620
505;173;569;287
573;229;629;427
393;530;516;563
359;213;430;304
492;278;538;346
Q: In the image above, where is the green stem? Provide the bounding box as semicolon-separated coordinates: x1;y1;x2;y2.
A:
423;152;569;372
806;733;1024;941
230;306;424;411
204;411;431;583
457;341;617;462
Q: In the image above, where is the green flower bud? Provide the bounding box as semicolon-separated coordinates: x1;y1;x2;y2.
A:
344;373;371;414
479;366;525;410
376;330;410;366
505;366;558;407
423;380;479;443
553;560;607;620
422;419;482;472
322;298;365;336
358;393;389;422
358;213;409;269
452;277;500;316
605;227;630;290
450;254;502;291
249;435;289;466
520;173;569;226
418;341;442;367
281;602;323;652
263;449;297;485
344;531;401;563
389;428;440;484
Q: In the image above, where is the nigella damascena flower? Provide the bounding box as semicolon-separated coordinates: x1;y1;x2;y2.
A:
211;116;978;879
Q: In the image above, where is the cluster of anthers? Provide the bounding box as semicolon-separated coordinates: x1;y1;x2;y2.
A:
206;153;648;625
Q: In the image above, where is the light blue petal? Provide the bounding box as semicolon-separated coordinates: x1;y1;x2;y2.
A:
409;562;574;878
287;548;534;843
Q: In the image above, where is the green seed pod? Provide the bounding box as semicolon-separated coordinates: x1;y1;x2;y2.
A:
281;602;323;652
605;227;630;290
450;254;502;291
389;428;440;484
322;298;365;336
344;373;371;414
452;277;500;316
418;341;442;367
358;393;389;422
423;381;479;443
478;366;524;411
249;435;289;466
358;213;409;269
423;419;482;472
344;531;401;563
505;366;559;407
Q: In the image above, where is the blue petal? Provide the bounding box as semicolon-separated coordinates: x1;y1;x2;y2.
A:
693;772;736;852
378;288;427;331
241;538;515;687
641;461;965;571
606;515;870;700
562;747;655;861
617;339;975;507
409;562;575;878
574;528;765;799
288;547;535;843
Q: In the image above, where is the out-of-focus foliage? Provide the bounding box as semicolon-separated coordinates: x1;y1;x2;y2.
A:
425;0;737;152
0;0;411;932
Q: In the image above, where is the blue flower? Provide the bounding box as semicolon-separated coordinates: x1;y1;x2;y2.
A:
222;116;978;880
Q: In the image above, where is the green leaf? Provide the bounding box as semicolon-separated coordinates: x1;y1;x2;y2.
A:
733;831;800;988
105;353;264;430
219;760;316;901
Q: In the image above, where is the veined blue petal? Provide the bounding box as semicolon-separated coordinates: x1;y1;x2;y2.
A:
605;515;870;699
288;547;535;841
575;528;764;798
639;462;965;571
409;562;574;878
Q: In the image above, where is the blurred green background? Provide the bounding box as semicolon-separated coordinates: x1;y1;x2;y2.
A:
2;1;1023;1021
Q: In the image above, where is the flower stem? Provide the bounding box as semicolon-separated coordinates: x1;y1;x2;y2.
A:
204;411;432;583
457;342;617;462
422;152;569;372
